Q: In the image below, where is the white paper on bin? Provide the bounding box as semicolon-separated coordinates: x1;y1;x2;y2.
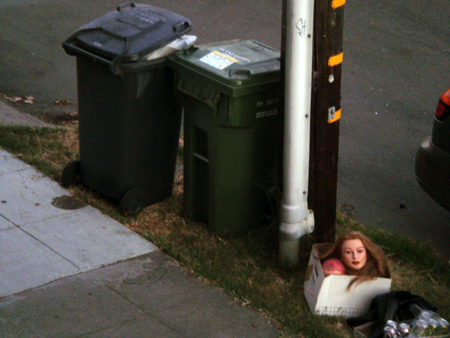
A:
143;35;197;60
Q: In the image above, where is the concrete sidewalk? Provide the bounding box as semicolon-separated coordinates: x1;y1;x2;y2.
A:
0;103;279;337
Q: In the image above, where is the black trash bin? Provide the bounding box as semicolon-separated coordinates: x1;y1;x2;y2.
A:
61;3;192;215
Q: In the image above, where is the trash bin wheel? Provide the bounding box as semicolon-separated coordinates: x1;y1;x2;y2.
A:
61;161;81;187
120;188;144;216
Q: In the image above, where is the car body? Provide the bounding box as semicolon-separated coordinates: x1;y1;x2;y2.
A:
415;87;450;211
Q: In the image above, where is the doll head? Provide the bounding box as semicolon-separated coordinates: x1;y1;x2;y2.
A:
320;231;391;287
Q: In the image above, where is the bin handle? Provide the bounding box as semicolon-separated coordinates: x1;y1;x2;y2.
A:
62;28;112;62
109;38;131;75
172;21;191;33
62;40;112;64
63;27;131;75
229;69;252;80
117;2;136;12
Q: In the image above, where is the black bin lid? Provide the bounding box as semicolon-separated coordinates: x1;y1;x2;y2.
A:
63;3;192;70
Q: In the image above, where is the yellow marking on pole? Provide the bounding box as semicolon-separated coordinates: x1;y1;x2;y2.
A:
328;109;341;123
328;52;343;67
331;0;346;9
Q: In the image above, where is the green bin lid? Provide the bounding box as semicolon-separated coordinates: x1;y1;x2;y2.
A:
170;40;280;87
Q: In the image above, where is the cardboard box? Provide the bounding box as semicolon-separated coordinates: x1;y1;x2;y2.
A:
304;244;392;317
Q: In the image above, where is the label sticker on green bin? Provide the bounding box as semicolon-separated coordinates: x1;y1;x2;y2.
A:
200;51;237;70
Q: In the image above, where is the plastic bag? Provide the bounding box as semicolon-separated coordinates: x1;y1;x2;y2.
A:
143;35;197;60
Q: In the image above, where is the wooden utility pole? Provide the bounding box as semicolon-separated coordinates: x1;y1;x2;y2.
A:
309;0;345;243
279;0;344;245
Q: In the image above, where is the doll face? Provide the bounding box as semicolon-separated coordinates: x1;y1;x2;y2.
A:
340;239;367;270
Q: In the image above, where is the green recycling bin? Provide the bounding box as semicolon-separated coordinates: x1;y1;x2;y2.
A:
168;40;282;236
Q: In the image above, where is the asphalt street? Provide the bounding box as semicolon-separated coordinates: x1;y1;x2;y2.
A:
0;0;449;258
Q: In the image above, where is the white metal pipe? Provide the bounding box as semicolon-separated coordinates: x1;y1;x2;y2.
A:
279;0;315;267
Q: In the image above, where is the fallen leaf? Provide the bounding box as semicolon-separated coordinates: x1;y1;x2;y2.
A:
4;96;22;102
54;99;74;106
24;96;34;104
